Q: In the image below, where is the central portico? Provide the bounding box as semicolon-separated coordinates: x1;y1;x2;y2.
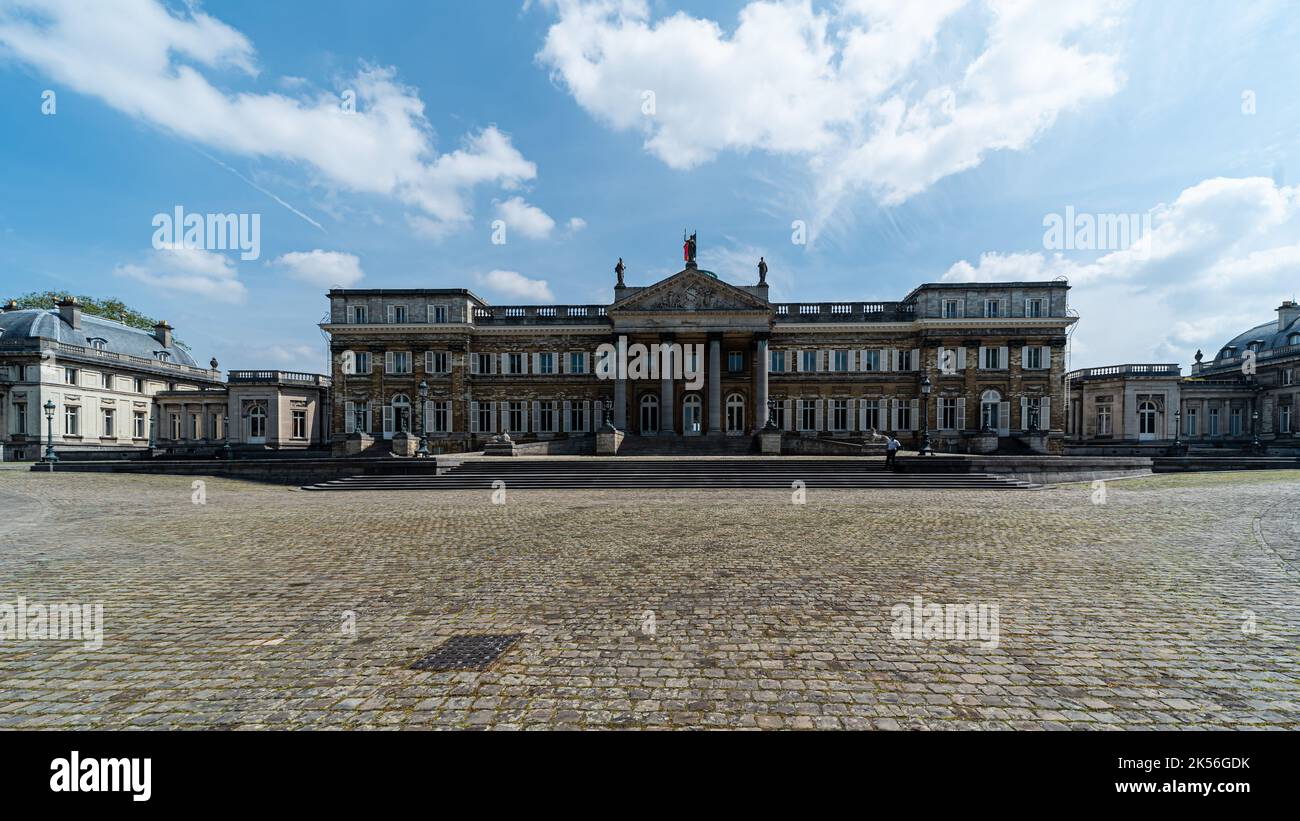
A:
608;262;773;436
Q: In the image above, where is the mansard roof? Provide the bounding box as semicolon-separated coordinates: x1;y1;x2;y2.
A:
0;308;198;366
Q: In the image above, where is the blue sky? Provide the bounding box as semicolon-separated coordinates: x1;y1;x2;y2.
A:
1;0;1298;373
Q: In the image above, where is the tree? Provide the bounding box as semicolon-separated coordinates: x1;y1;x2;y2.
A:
6;291;190;350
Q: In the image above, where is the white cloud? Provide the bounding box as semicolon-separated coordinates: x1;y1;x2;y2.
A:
474;269;555;302
939;176;1300;369
536;0;1128;230
565;217;587;233
115;246;247;303
274;250;365;288
495;196;556;239
0;0;537;235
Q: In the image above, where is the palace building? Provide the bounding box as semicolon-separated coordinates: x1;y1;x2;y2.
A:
322;251;1075;455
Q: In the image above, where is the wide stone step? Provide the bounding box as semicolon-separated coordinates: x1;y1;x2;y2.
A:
303;472;1030;491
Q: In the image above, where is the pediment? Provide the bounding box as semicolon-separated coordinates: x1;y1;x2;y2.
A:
611;267;770;313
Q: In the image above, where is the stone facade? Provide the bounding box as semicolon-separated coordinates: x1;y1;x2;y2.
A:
152;370;331;455
1066;301;1300;454
322;261;1075;454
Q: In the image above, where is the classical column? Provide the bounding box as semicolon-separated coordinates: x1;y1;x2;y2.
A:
659;333;675;435
754;334;769;430
613;334;627;429
708;333;722;434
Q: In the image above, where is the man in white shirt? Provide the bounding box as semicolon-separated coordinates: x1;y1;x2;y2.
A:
885;435;900;470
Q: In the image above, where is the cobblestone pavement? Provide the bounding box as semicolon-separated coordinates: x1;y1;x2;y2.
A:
1;469;1298;730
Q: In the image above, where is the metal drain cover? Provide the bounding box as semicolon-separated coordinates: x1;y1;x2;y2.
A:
410;634;523;671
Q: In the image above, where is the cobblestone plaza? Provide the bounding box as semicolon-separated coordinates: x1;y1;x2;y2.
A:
2;469;1298;730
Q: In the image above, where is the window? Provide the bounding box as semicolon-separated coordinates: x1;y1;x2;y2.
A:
170;413;181;440
940;397;959;431
833;351;849;372
728;351;743;373
64;405;80;436
538;353;555;375
1289;333;1300;346
1026;298;1044;318
353;403;369;434
1230;408;1242;436
861;350;880;372
390;305;407;323
64;366;78;385
1280;404;1291;434
985;299;1001;318
799;399;817;431
389;351;411;374
15;403;27;435
982;347;1003;369
427;352;449;374
89;338;107;351
1185;407;1197;437
476;353;495;374
292;410;307;439
352;305;368;324
430;401;450;433
801;351;817;372
1283;369;1294;386
101;408;114;437
390;394;411;434
769;399;785;430
1024;347;1043;370
101;372;112;389
1209;407;1220;436
725;393;745;433
770;350;786;373
508;353;524;375
569;401;587;433
896;401;912;431
134;377;145;393
569;352;586;374
479;403;495;434
250;405;267;438
639;394;659;434
861;399;880;431
352;352;371;374
155;352;170;362
942;299;961;319
431;305;447;324
190;413;201;439
896;349;913;371
508;401;527;433
982;391;1003;431
831;399;849;431
1096;404;1112;435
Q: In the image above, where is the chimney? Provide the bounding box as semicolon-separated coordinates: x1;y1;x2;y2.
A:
1278;300;1300;332
56;296;81;329
153;320;173;348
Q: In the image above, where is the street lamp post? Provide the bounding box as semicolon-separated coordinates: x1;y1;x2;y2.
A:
416;380;430;457
42;399;58;464
1251;408;1261;454
918;374;933;456
1173;408;1183;454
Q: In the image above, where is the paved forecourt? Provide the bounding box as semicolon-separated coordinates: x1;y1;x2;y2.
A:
1;470;1297;729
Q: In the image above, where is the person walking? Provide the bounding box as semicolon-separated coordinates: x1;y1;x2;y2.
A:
885;435;900;471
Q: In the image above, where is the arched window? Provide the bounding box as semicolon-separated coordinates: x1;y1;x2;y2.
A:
682;393;702;435
725;393;745;433
249;404;267;439
980;390;1001;431
639;394;658;434
391;393;411;433
1138;400;1158;435
155;351;170;362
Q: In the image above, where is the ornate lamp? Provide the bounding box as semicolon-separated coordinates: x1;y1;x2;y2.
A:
417;380;430;457
42;399;58;463
918;375;933;456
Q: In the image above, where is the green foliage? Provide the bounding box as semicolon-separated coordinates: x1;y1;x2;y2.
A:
6;290;190;351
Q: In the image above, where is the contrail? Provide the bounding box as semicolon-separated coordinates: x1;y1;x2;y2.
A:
192;147;328;234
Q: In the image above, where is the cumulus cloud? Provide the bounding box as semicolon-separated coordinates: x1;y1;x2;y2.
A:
536;0;1128;230
494;196;557;239
474;269;555;302
274;250;365;288
0;0;537;235
939;177;1300;369
115;246;247;303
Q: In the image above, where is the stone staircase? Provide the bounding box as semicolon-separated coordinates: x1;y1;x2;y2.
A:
614;434;757;456
302;457;1033;491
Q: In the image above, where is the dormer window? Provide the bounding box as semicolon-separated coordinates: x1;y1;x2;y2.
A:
1289;333;1300;346
155;351;171;362
88;337;108;351
1220;346;1236;360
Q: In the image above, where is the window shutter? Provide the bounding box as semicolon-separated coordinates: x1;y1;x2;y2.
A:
957;398;966;430
887;399;895;431
847;398;857;431
425;351;434;373
424;400;434;433
501;403;510;433
998;401;1010;432
978;346;987;370
910;398;919;430
469;352;479;374
858;400;868;431
1041;397;1051;430
1021;396;1028;430
345;401;355;434
859;349;870;371
385;351;395;373
1042;346;1052;370
792;351;801;373
583;400;591;432
815;399;824;431
1020;346;1030;370
382;404;394;435
783;399;793;431
365;401;374;432
560;352;569;374
562;400;571;432
814;351;824;372
957;347;967;371
500;353;510;374
469;401;479;434
386;305;395;324
999;347;1009;369
531;401;539;434
847;351;857;372
911;349;920;372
